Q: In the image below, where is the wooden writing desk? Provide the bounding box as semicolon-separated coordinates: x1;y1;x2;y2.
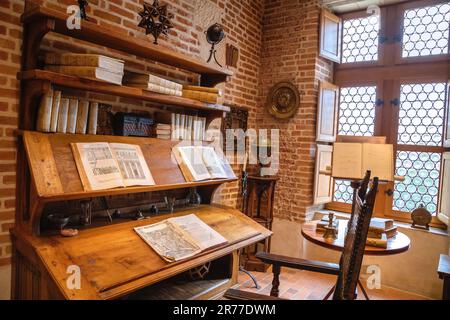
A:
13;205;271;300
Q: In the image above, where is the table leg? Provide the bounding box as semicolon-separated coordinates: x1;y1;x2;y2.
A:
358;279;370;300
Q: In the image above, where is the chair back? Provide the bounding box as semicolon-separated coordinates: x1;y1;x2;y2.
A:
333;172;379;300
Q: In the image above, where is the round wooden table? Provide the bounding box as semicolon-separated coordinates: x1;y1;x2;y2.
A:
301;220;411;256
301;220;411;299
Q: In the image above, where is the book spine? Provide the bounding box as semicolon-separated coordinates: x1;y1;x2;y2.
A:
76;101;90;134
366;238;388;249
201;117;206;141
183;85;220;94
180;114;186;140
182;90;218;104
149;75;182;91
57;98;70;134
36;91;53;132
147;83;182;96
171;113;176;141
88;102;99;135
50;91;62;133
67;99;79;134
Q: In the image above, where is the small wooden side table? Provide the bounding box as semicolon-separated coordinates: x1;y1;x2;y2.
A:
242;176;278;272
438;254;450;300
301;220;411;299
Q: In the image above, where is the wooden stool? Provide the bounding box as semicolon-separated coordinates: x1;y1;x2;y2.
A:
438;254;450;300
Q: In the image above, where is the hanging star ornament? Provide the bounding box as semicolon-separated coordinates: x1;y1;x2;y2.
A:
138;0;174;45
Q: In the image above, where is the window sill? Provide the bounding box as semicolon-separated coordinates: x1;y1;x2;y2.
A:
313;210;449;237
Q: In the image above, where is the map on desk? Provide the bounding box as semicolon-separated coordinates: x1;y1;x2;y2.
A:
134;214;228;262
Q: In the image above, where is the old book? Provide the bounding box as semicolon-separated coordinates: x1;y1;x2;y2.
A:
366;234;388;249
76;100;90;134
183;85;223;97
156;123;171;130
45;65;123;85
332;143;394;181
66;99;79;134
44;53;125;74
87;102;99;135
134;214;227;262
173;146;236;182
123;72;182;91
36;91;53;132
71;142;155;191
127;82;182;96
56;98;70;133
49;91;62;133
368;226;398;239
157;134;171;140
370;218;394;230
171;113;176;140
182;90;218;104
156;129;171;135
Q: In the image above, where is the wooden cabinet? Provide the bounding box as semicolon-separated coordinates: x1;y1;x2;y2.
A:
319;9;342;63
316;81;339;143
12;3;271;300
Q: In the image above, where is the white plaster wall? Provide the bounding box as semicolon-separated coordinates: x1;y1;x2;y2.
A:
0;265;11;300
270;217;450;299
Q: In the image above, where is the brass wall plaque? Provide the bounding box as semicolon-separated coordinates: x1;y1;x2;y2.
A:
265;82;301;119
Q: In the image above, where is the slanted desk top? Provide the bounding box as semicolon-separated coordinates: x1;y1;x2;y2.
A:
13;205;272;300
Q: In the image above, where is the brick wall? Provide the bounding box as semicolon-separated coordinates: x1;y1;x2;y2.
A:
258;0;333;221
0;0;331;281
0;0;265;269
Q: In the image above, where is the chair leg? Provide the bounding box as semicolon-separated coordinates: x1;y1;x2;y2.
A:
270;264;281;297
323;285;335;300
358;279;370;300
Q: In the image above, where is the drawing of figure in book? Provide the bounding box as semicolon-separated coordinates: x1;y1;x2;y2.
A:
86;146;121;177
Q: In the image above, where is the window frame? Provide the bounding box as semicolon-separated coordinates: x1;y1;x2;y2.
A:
325;0;450;228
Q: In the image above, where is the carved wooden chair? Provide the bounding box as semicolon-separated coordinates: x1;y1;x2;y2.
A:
225;171;378;300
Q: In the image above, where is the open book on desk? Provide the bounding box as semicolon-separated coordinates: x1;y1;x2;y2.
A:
71;142;155;191
173;145;236;182
134;214;228;262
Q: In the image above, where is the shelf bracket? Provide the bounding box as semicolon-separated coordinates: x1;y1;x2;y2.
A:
22;18;55;70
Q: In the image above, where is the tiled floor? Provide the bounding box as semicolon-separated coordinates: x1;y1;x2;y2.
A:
236;268;430;300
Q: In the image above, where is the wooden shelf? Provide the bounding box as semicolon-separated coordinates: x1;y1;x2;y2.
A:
21;5;232;86
18;69;230;113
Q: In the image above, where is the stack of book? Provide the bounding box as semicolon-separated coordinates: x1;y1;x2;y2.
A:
123;72;182;96
36;90;99;135
44;53;124;85
171;113;206;141
368;218;397;238
156;123;171;140
182;85;222;104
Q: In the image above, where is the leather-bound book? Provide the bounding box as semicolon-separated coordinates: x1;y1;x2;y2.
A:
66;99;79;134
36;91;53;132
49;91;62;133
76;100;90;134
56;98;70;133
87;102;99;135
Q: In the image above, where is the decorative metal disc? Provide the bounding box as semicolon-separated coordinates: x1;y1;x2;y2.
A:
265;82;300;119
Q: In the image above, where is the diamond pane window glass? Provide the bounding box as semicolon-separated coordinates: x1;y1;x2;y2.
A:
338;86;376;136
402;3;450;58
333;180;353;204
394;151;441;214
397;82;447;146
342;15;379;63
